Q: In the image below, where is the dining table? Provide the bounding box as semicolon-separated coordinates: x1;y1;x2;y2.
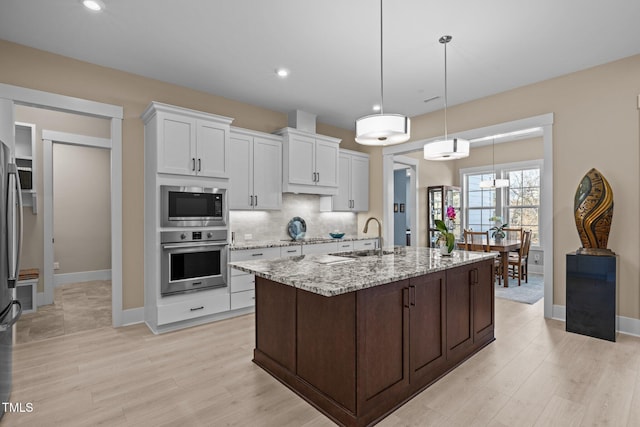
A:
458;238;521;287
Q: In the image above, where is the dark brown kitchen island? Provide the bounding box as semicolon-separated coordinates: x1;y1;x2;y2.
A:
230;247;497;426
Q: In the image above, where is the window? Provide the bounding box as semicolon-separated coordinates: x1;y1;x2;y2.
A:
465;173;497;233
505;167;540;245
461;161;542;246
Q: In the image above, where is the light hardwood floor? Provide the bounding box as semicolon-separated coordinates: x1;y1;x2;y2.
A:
4;298;640;426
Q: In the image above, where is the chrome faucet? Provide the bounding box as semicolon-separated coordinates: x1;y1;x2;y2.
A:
363;217;383;255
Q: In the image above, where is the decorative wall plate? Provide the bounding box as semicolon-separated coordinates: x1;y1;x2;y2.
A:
287;217;307;240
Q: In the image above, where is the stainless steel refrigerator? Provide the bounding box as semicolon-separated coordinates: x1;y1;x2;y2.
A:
0;136;23;418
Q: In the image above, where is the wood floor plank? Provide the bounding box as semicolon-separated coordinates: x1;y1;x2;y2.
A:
3;298;640;426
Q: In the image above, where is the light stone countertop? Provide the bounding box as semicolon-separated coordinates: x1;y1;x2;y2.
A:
229;236;376;251
228;246;497;297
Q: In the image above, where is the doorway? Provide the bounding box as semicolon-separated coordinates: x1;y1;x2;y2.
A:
393;166;410;246
0;83;124;327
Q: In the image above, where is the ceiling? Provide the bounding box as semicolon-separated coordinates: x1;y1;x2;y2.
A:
1;0;639;132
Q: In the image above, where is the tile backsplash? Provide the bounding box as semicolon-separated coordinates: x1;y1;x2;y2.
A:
229;194;357;242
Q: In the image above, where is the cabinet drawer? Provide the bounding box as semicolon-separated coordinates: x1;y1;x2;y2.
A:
302;242;338;255
230;246;280;262
354;239;377;250
281;246;302;257
335;241;354;252
157;293;230;325
231;290;255;310
231;273;255;293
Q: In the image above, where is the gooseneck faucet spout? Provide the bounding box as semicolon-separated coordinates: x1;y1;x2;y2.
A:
363;217;383;255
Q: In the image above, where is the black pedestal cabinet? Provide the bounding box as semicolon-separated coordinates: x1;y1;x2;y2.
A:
566;252;618;342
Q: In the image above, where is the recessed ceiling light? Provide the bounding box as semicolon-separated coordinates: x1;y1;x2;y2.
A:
82;0;105;12
275;68;289;78
372;104;381;112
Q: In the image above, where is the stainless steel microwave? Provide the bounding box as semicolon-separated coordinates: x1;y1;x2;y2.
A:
161;186;227;228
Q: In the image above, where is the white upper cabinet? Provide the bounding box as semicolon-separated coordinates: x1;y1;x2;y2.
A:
277;128;340;195
324;149;369;212
142;102;233;178
229;128;282;210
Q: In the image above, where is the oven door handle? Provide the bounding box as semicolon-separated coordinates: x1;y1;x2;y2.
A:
162;242;228;250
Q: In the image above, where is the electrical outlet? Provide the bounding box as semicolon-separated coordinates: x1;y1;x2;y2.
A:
244;234;252;240
534;254;540;264
53;262;60;270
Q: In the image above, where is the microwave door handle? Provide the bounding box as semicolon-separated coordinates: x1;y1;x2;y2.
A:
162;242;228;250
7;163;23;288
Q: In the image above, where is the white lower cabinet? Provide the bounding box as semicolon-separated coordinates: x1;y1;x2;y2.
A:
231;290;255;310
302;242;338;255
353;239;378;250
157;293;231;326
335;240;354;252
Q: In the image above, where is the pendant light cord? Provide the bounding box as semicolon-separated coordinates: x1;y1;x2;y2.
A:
379;0;384;115
443;38;448;140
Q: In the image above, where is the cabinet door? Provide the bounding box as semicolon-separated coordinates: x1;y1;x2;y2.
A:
357;279;409;413
302;242;338;255
253;137;282;210
287;134;316;185
445;264;474;362
332;153;351;211
158;114;196;175
315;139;339;188
351;155;369;211
229;133;253;209
409;272;446;385
473;259;495;343
197;119;228;177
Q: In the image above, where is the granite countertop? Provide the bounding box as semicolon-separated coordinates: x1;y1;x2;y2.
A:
228;246;497;297
229;236;375;251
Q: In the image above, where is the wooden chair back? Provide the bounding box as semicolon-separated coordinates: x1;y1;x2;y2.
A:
502;227;523;241
463;230;490;252
520;230;532;258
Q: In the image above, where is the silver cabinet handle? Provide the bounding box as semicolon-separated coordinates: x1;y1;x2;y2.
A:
252;253;264;257
286;249;297;253
316;172;320;182
312;172;316;182
249;195;254;206
190;306;204;312
192;158;196;171
198;158;202;172
254;195;258;206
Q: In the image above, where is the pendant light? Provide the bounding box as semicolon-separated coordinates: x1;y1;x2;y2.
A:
423;35;470;160
479;138;509;188
355;0;410;146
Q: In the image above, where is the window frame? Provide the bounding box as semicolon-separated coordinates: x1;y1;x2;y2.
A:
460;159;543;249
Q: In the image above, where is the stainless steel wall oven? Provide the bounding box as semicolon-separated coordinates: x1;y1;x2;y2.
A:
161;229;228;296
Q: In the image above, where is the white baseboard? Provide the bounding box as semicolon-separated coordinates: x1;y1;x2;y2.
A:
552;304;640;338
120;307;144;326
529;264;544;274
54;269;111;286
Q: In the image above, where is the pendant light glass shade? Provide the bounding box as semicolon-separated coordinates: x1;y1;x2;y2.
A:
355;0;410;146
423;138;470;160
479;178;509;188
356;114;410;145
423;35;469;160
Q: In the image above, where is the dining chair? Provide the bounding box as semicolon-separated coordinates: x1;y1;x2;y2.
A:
502;227;523;241
508;229;532;286
462;230;502;285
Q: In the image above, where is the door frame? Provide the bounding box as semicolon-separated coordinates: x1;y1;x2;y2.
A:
42;131;112;312
382;113;554;319
0;83;124;327
392;156;419;247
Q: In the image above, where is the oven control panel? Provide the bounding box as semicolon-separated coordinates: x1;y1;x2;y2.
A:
161;229;227;244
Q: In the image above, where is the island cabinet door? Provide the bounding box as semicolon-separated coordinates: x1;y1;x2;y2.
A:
445;264;475;363
473;259;495;344
408;271;447;388
356;279;410;418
